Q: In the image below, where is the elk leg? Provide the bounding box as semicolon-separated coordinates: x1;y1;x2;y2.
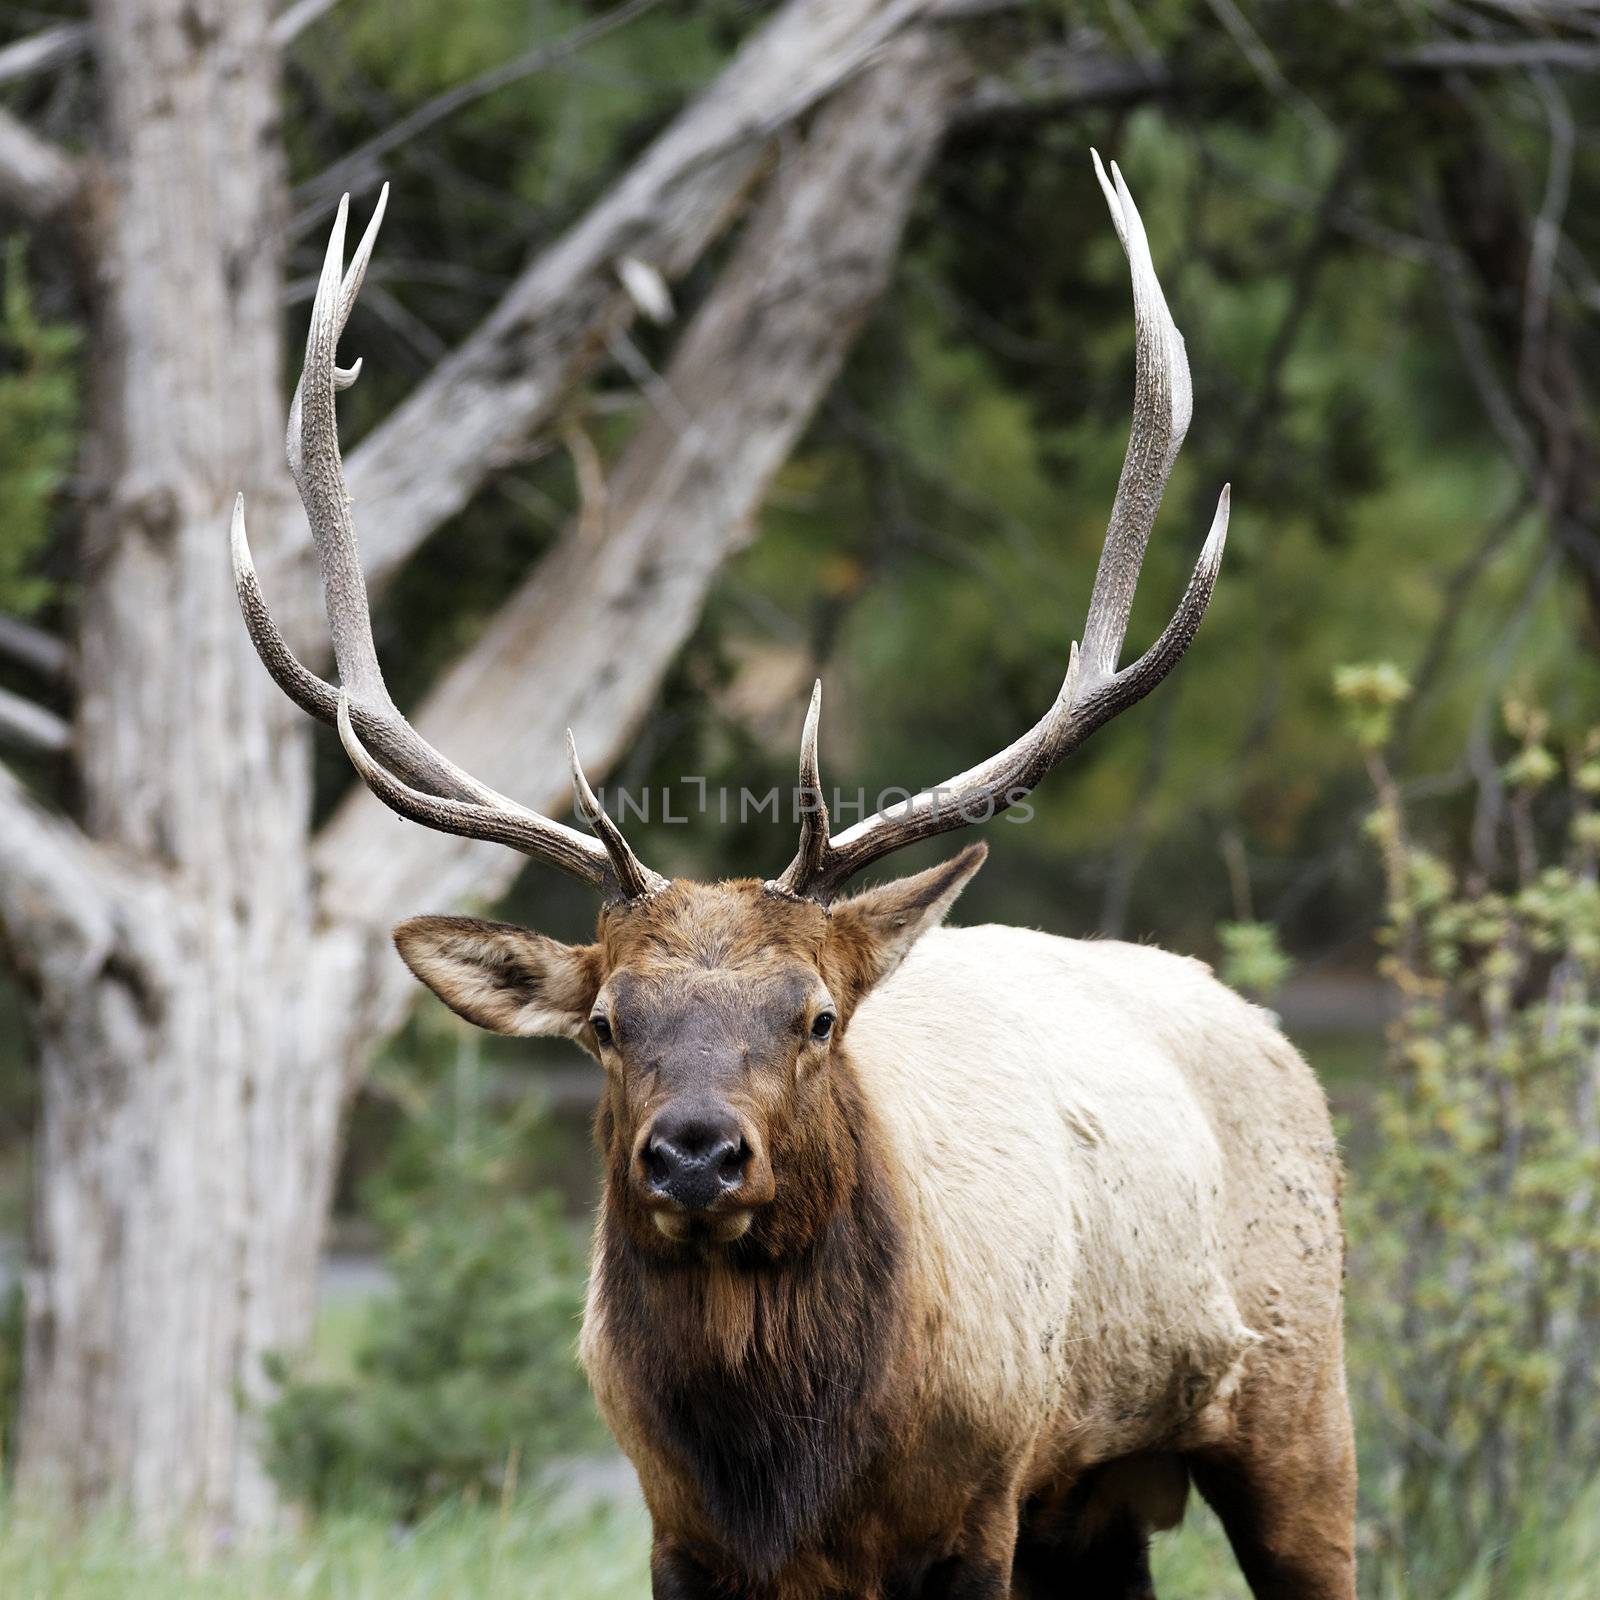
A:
1063;1513;1156;1600
650;1537;744;1600
1013;1511;1157;1600
917;1554;1012;1600
1013;1454;1183;1600
913;1494;1018;1600
1185;1364;1357;1600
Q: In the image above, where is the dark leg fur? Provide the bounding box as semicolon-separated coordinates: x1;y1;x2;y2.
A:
1014;1513;1156;1600
651;1539;745;1600
914;1552;1011;1600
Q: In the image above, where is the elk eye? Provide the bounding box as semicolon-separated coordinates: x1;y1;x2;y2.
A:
591;1015;613;1047
810;1012;835;1042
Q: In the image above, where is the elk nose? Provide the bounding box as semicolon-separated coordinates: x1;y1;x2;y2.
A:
644;1102;748;1212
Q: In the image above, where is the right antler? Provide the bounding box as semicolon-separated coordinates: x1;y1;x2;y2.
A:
769;152;1230;903
233;190;665;903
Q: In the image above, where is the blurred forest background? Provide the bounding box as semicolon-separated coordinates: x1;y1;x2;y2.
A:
0;1;1598;1596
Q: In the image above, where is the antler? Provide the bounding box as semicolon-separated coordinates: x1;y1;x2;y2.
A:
771;152;1230;903
233;190;664;903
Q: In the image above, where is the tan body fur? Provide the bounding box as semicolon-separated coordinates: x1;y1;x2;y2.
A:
581;920;1354;1598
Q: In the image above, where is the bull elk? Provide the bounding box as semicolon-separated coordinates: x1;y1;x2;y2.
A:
234;156;1354;1600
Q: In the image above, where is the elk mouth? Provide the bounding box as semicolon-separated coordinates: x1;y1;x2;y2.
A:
652;1209;754;1246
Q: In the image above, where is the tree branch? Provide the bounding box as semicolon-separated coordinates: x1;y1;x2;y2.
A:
0;105;80;221
952;34;1172;123
313;26;969;1038
0;23;88;86
0;685;70;753
1520;72;1575;412
293;0;667;218
1398;38;1600;71
1203;0;1334;136
0;0;355;92
1387;490;1533;764
0;764;124;997
1421;105;1600;634
0;613;71;684
271;0;346;46
340;0;943;601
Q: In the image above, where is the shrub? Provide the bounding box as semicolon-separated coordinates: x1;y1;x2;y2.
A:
0;243;79;618
1337;668;1600;1588
1216;920;1294;1002
266;1045;602;1516
0;1282;20;1479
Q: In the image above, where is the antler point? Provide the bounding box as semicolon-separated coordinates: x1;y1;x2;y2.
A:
1203;488;1231;566
567;730;602;822
229;494;254;580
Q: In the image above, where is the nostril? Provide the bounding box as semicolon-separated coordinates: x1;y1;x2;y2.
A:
644;1138;675;1186
716;1138;749;1182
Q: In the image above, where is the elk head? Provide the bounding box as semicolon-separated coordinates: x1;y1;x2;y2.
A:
390;846;983;1254
232;155;1229;1257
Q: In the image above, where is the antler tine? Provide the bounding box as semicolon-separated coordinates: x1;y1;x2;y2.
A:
567;731;668;900
233;496;490;802
337;182;388;331
291;191;384;707
1080;150;1193;684
769;681;828;897
336;696;612;889
234;192;661;901
773;156;1228;904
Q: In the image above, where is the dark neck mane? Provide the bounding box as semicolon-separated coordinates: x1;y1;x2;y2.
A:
596;1075;903;1577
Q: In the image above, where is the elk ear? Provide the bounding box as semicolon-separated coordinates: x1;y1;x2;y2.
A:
825;842;987;1010
393;916;602;1040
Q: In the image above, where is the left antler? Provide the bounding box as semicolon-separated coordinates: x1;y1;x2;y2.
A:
233;189;665;903
770;152;1230;903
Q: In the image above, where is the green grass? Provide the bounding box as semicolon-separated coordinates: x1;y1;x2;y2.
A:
1396;1474;1600;1600
4;1477;1599;1598
1148;1476;1600;1600
0;1495;1245;1600
304;1294;371;1384
1151;1505;1250;1599
0;1494;651;1599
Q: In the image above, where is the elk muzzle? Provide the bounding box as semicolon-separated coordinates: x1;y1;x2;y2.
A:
642;1099;751;1212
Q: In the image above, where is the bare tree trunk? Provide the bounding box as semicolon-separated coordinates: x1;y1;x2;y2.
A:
16;0;323;1539
3;0;971;1544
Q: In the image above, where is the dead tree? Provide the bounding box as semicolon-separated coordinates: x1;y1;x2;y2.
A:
0;0;1047;1539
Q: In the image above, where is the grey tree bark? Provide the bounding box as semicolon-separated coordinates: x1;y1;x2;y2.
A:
0;0;974;1543
13;0;315;1534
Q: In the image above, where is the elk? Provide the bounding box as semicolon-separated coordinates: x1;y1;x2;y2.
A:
234;156;1355;1600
